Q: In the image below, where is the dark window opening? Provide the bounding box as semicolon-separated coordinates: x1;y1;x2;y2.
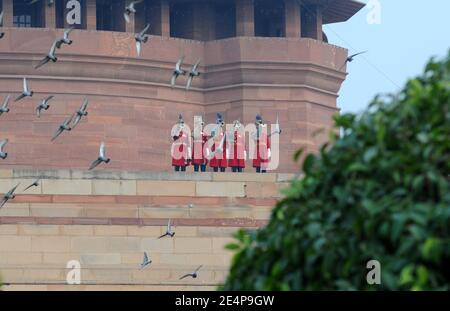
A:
254;0;284;38
97;0;125;32
170;2;193;39
13;0;45;28
214;2;236;40
56;0;87;29
135;0;158;35
301;5;318;39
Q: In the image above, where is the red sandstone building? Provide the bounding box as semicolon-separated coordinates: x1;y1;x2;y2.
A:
0;0;364;173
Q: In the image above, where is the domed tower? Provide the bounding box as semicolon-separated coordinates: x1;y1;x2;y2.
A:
0;0;364;172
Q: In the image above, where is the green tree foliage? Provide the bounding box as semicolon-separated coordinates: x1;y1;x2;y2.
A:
223;53;450;290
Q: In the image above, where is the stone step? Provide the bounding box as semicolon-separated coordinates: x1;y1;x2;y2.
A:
1;264;228;285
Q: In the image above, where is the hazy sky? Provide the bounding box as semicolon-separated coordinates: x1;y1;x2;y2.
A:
324;0;450;113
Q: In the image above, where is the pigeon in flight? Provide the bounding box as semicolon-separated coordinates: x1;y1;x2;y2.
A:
186;59;201;90
23;178;40;192
171;56;186;87
0;95;11;117
27;0;54;6
35;40;58;69
124;0;143;24
36;95;54;117
158;219;175;239
179;265;203;280
140;252;152;270
51;113;75;142
0;183;20;209
0;139;8;159
72;98;89;129
88;142;111;170
15;78;34;102
55;28;74;49
340;51;367;70
135;23;150;57
0;10;4;39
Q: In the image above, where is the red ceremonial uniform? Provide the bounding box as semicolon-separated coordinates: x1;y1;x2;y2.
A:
209;130;227;168
253;128;271;169
171;130;190;167
228;130;246;168
192;131;208;166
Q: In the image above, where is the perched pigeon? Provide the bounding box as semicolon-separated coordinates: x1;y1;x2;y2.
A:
170;56;186;87
51;113;75;141
158;219;175;239
0;10;4;39
55;28;74;49
88;142;110;170
35;40;58;69
124;0;143;23
140;252;152;270
15;78;34;102
135;23;150;57
0;95;11;116
36;95;54;117
186;60;201;90
72;98;89;129
23;178;40;192
0;183;20;209
0;139;8;159
179;265;203;280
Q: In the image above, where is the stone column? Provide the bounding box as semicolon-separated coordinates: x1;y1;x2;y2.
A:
45;1;56;28
192;1;215;41
236;0;254;37
86;0;96;30
284;0;301;38
315;6;323;41
3;0;14;27
160;0;170;37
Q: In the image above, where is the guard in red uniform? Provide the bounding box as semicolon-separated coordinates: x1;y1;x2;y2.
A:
191;118;209;172
252;115;271;173
228;120;246;173
209;113;227;172
171;114;191;172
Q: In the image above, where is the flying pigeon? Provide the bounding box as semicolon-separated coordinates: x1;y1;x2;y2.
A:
340;51;368;70
135;23;150;57
0;10;4;39
36;95;54;117
23;178;40;192
88;142;111;170
35;40;58;69
0;183;20;209
15;78;34;102
170;56;186;87
0;95;11;116
55;28;74;49
158;219;175;239
51;113;75;141
140;252;152;270
0;139;8;159
27;0;54;6
186;59;201;90
124;0;143;23
72;98;89;129
179;265;203;280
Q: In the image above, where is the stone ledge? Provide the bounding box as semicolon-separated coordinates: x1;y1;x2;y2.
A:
2;169;295;183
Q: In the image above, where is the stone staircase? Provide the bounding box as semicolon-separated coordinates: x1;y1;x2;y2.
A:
0;169;293;290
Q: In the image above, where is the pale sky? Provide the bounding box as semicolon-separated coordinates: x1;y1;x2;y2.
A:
324;0;450;113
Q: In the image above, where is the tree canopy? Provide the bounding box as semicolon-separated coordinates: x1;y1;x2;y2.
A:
223;52;450;290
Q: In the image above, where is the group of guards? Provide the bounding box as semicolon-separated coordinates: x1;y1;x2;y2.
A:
171;113;280;173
